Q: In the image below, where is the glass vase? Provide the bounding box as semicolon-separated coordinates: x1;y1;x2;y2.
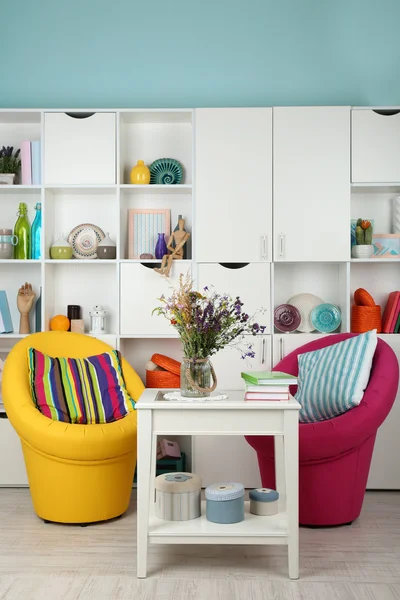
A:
13;202;31;259
155;233;167;259
180;357;217;398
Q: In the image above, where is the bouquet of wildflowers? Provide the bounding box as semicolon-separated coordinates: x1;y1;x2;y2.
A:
153;273;266;360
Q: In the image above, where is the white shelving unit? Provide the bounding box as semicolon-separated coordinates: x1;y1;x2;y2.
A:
1;106;400;489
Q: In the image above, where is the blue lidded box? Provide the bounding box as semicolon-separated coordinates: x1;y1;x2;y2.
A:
205;482;245;524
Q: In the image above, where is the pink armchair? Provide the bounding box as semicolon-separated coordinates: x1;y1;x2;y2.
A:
246;334;399;526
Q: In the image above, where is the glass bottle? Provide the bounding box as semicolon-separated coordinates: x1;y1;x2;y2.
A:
14;202;31;259
155;233;167;259
31;202;42;259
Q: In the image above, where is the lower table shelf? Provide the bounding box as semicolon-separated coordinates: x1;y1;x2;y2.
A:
148;501;288;545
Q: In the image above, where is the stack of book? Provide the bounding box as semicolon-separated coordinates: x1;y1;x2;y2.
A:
382;291;400;333
241;370;297;401
20;140;41;185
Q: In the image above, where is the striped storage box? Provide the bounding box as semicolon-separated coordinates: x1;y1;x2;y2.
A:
155;472;201;521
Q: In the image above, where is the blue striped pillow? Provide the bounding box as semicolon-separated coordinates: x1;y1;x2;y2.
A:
295;330;378;423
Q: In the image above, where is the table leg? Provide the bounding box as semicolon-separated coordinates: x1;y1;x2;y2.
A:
137;410;152;579
284;411;299;580
274;435;286;512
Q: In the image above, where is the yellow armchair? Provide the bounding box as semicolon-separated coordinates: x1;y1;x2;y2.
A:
2;332;144;524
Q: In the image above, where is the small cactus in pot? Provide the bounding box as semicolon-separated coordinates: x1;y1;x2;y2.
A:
352;218;374;258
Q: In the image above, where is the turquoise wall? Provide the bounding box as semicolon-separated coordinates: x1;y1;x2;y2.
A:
3;0;400;108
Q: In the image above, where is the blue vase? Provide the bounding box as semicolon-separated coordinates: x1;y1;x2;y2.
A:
31;202;42;259
155;233;167;259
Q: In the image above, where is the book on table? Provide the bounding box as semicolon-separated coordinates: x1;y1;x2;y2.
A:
241;370;297;386
245;391;290;401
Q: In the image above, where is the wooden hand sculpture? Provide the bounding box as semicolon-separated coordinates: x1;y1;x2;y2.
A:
17;282;36;334
154;218;190;277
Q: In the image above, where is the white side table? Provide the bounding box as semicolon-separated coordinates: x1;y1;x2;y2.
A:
136;390;300;579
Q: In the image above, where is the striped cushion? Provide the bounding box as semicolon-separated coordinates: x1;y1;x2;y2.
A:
28;348;136;424
295;330;377;423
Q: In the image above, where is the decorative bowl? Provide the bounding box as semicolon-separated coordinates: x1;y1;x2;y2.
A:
274;304;301;333
149;158;183;185
310;303;342;333
287;293;324;333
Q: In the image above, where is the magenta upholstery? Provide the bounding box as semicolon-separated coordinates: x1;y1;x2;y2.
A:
246;333;399;526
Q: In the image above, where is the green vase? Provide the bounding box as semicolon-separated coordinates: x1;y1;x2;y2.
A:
14;202;31;259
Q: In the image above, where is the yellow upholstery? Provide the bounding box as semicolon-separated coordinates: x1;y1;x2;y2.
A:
2;332;144;524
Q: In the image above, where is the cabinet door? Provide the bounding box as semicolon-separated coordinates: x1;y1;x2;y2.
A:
195;108;272;263
0;419;28;486
197;263;271;334
272;333;329;366
193;335;271;487
368;335;400;489
44;112;116;184
120;262;191;336
352;110;400;183
273;107;350;262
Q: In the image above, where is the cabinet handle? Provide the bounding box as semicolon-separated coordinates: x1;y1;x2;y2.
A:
261;338;266;365
279;337;284;361
279;233;285;259
261;235;268;261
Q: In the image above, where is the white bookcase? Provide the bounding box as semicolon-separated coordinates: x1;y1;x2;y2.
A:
1;107;399;489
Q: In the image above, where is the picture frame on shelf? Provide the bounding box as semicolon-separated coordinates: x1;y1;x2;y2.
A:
128;208;171;259
372;234;400;258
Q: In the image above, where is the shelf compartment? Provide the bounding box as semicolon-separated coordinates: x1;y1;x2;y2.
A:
0;263;41;334
44;188;118;260
0;188;41;239
351;188;399;237
44;262;117;334
273;263;349;333
119;113;192;185
44;259;117;264
350;262;400;327
119;337;182;383
148;502;288;544
119;190;192;260
0;113;41;179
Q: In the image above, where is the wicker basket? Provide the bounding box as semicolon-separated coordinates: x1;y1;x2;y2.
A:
351;304;382;333
354;288;376;307
146;370;180;388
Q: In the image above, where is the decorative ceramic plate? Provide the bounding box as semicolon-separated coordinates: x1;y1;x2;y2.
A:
149;158;183;185
274;304;301;333
287;293;324;333
311;303;342;333
68;224;105;259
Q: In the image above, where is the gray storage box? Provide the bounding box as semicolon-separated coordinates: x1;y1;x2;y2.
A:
249;488;279;516
155;472;201;521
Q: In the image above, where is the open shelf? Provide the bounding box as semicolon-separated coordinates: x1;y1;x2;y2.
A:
120;184;192;194
119;112;193;185
148;502;288;544
119;188;192;260
0;185;41;193
44;262;117;334
0;262;41;334
44;188;118;260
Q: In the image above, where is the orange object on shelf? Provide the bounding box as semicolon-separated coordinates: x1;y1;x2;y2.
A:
50;315;70;331
151;354;181;376
146;370;180;388
351;305;382;333
354;288;376;307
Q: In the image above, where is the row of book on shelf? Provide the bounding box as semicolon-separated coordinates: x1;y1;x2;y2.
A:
241;370;297;401
20;140;41;185
382;291;400;333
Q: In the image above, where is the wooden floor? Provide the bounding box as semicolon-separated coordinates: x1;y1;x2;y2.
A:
0;490;400;599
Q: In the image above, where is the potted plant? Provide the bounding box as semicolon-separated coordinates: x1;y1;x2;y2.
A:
352;218;374;258
0;146;21;185
153;273;266;398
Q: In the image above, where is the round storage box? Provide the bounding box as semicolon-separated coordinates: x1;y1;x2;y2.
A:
155;472;201;521
205;482;245;524
249;488;279;516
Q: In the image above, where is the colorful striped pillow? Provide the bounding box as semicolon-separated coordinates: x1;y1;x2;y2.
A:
28;348;136;424
295;330;378;423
